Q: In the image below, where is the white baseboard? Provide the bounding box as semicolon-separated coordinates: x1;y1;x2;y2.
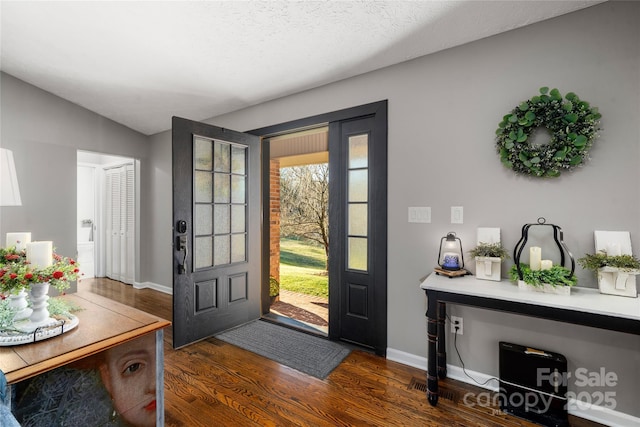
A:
386;348;639;427
133;281;173;295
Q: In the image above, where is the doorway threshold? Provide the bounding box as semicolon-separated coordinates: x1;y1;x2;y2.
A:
262;312;328;337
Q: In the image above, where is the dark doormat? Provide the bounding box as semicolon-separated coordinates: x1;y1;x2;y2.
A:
215;320;351;379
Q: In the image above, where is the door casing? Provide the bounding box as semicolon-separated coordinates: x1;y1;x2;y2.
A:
249;100;388;354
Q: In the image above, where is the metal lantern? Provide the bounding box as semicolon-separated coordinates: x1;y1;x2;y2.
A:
438;232;464;271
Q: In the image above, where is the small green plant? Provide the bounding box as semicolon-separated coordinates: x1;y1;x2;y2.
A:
269;276;280;298
509;264;577;288
468;242;510;261
578;251;640;272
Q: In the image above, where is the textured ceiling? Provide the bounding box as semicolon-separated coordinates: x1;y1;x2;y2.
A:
0;1;603;135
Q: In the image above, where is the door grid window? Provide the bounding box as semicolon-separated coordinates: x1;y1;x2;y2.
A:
347;133;369;272
193;136;247;269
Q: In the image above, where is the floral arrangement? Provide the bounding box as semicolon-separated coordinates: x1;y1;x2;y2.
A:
577;251;640;272
509;263;577;288
0;247;80;294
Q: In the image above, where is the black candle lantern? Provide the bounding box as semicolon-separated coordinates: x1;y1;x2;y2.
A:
438;232;464;271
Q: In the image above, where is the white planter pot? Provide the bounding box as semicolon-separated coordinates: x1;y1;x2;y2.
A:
518;280;571;296
475;256;502;281
597;267;639;298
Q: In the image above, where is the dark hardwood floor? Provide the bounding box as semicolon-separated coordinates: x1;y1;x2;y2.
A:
79;278;604;427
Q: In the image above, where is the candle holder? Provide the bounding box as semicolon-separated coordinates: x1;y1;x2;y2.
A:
513;217;575;280
435;232;470;278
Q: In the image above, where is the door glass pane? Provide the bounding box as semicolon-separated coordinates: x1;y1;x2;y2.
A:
348;170;368;202
194;236;212;269
231;205;246;233
194;172;212;203
214;142;230;172
195;204;212;235
214;173;230;203
231;233;246;263
348;237;367;271
348;203;367;236
214;205;230;234
214;235;230;266
349;134;368;169
231;175;245;203
194;137;212;170
231;145;246;174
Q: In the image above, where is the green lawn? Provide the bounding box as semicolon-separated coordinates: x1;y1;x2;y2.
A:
279;238;328;298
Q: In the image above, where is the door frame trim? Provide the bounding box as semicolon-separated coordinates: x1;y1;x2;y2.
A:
248;100;388;352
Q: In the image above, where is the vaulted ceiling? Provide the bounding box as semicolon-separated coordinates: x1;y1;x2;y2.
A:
0;1;604;135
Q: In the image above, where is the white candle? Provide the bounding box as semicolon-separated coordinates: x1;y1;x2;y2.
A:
26;241;53;268
5;232;31;251
529;246;542;271
540;260;553;270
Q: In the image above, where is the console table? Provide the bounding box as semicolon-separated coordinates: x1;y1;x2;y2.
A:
420;273;640;406
0;290;171;424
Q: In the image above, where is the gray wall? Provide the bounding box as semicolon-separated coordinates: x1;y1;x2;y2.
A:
146;1;640;418
0;73;149;290
1;0;638;420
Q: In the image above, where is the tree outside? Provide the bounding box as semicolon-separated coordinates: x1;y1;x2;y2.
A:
278;163;329;297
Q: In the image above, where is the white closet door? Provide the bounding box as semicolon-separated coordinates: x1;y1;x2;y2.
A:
105;164;135;284
123;164;135;284
105;168;121;280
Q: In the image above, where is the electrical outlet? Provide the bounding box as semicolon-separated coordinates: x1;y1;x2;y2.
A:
451;316;463;335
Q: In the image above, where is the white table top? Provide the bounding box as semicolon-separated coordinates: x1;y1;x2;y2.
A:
420;273;640;322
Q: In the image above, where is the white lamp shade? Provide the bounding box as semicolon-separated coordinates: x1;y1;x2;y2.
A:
0;148;22;206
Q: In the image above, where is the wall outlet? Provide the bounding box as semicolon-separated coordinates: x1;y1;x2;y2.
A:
451;316;463;335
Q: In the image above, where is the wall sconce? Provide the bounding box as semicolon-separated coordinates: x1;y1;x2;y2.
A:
436;232;469;277
0;148;22;206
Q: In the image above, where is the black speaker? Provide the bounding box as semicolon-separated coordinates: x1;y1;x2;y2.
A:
499;341;569;427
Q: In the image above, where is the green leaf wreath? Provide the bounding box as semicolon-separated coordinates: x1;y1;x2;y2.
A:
496;87;601;177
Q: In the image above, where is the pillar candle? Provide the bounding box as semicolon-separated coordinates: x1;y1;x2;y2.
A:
540;260;553;270
529;246;542;271
26;241;53;268
6;232;32;251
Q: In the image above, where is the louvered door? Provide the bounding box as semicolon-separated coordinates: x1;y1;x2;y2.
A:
105;164;135;284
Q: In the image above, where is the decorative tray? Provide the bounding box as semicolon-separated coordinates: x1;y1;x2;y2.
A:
0;315;79;346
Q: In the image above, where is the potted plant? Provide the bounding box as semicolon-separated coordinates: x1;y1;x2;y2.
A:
468;242;510;281
578;251;640;298
509;264;577;295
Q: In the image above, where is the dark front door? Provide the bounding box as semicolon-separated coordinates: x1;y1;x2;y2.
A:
172;117;261;349
328;108;387;355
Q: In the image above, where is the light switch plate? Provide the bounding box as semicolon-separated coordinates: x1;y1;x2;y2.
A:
451;206;463;224
408;207;431;223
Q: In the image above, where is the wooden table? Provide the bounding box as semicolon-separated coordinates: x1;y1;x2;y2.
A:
0;290;171;424
420;273;640;406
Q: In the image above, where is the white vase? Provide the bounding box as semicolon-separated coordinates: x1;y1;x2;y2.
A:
475;256;502;281
597;267;639;298
27;282;55;327
8;289;33;321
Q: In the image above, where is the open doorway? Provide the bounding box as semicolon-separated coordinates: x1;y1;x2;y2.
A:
77;151;137;285
253;100;388;354
265;127;330;336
